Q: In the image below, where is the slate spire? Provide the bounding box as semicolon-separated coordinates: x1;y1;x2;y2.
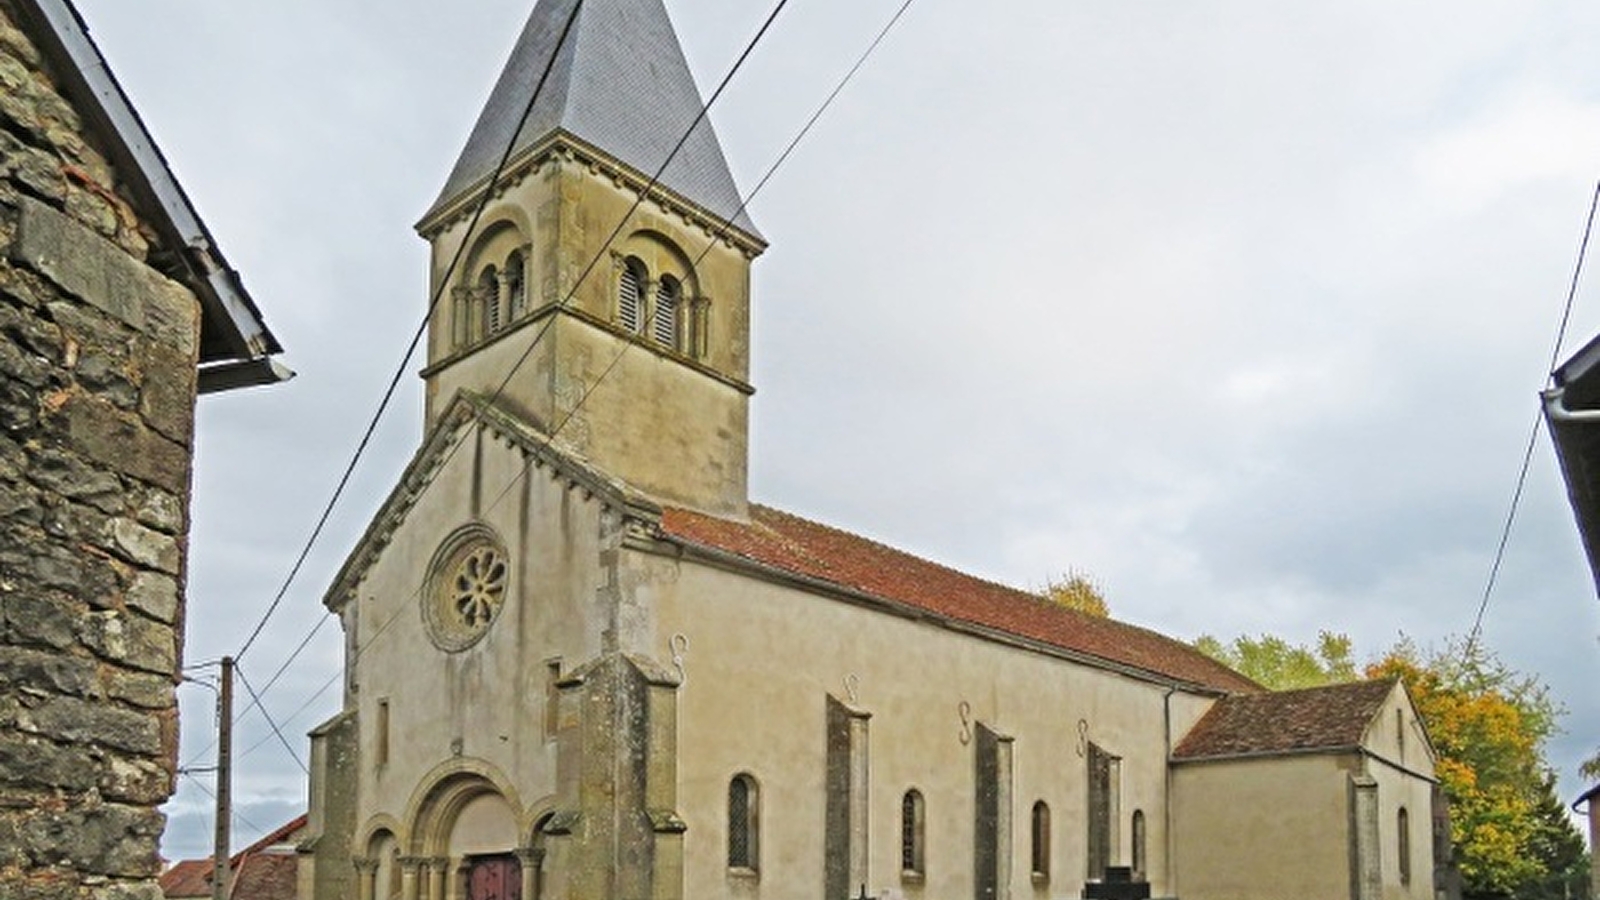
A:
424;0;760;240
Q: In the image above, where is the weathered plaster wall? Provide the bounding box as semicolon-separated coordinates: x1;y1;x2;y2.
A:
338;421;613;858
1172;753;1356;900
640;548;1220;900
0;4;201;899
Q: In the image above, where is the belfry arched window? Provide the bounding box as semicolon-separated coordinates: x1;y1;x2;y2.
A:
654;276;681;348
618;257;646;334
728;773;760;871
505;249;527;320
478;266;501;339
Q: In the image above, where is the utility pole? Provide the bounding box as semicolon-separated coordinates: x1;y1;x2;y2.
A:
212;656;234;900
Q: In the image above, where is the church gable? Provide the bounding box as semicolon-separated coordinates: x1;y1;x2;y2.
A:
323;391;648;614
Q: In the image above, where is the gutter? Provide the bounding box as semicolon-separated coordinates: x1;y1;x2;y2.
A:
16;0;290;387
1543;386;1600;423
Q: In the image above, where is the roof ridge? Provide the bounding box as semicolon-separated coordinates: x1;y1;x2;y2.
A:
666;502;1259;693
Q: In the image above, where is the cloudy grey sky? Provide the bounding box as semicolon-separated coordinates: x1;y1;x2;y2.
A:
71;0;1600;860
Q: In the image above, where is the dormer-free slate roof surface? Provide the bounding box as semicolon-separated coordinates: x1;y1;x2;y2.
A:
425;0;760;240
659;504;1260;693
1172;678;1398;760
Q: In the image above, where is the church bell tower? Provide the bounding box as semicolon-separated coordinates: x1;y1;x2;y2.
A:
414;0;765;519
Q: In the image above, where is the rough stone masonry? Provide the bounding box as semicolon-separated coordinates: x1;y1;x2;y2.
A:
0;2;203;898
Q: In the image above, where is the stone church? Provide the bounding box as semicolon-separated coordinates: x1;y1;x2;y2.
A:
298;2;1446;899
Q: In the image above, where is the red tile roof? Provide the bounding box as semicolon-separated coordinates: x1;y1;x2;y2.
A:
159;858;213;898
161;815;307;900
1172;678;1398;760
227;852;297;900
659;504;1259;693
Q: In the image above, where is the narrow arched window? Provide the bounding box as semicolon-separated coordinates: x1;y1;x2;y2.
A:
728;774;759;871
506;250;527;320
653;275;680;348
1030;801;1051;878
901;789;925;877
1131;810;1147;881
618;257;646;334
478;266;501;338
1398;807;1411;885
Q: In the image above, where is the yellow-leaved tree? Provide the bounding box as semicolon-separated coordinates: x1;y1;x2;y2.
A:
1195;632;1584;899
1037;570;1110;617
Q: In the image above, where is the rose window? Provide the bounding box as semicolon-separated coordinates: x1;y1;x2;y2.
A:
425;526;510;652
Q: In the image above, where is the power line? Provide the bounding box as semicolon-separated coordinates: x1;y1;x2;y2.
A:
483;0;922;520
231;0;588;665
215;0;918;751
178;770;266;839
214;0;797;723
234;662;309;775
1466;179;1600;653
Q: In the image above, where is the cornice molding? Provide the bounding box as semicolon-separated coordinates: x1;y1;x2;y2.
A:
417;131;767;258
321;391;662;613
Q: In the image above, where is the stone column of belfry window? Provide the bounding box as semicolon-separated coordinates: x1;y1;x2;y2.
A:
690;297;710;359
513;243;532;318
398;856;424;900
427;858;449;900
640;277;659;336
516;847;544;900
451;286;474;349
353;857;378;900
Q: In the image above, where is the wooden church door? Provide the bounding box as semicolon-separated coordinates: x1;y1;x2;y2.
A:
466;855;522;900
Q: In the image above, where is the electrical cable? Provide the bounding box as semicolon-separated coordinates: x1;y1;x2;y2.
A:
483;0;921;521
234;662;310;775
209;0;797;731
1465;179;1600;654
178;769;267;839
210;0;918;772
230;0;587;665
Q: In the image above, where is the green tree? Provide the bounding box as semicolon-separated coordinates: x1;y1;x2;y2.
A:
1195;632;1586;899
1191;630;1356;689
1037;570;1109;617
1519;773;1590;900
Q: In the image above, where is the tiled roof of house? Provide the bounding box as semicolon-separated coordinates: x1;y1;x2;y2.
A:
160;814;307;900
659;504;1260;693
159;858;212;898
1172;678;1398;760
226;852;297;900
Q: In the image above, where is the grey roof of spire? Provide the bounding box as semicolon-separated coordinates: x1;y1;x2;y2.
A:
424;0;761;241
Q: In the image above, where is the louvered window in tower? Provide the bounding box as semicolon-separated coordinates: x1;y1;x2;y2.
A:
480;266;501;337
618;258;645;333
653;276;680;348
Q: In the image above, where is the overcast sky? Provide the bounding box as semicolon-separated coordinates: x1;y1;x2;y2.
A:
70;0;1600;861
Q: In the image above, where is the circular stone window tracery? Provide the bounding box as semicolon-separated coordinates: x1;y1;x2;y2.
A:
424;525;510;652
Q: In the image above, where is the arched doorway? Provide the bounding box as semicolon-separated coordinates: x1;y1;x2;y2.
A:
451;793;521;900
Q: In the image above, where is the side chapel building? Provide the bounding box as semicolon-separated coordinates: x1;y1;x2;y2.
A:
300;2;1445;899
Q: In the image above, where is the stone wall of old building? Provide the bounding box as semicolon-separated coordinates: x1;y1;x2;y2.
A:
0;3;202;899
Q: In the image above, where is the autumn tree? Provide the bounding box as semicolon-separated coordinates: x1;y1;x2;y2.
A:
1194;631;1584;899
1191;630;1357;690
1037;570;1110;617
1368;638;1568;898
